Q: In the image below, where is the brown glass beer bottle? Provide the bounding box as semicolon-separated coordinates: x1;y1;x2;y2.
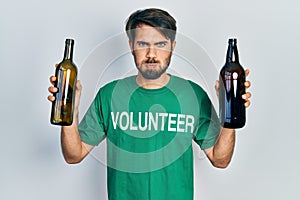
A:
219;38;246;128
50;39;77;126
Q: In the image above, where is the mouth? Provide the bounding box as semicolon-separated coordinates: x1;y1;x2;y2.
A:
143;63;160;69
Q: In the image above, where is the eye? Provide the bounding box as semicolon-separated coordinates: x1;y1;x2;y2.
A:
156;42;167;47
137;41;148;47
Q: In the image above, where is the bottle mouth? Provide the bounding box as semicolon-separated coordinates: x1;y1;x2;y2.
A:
228;38;237;44
65;39;74;44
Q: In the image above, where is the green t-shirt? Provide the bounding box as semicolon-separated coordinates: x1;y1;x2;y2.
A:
79;75;220;200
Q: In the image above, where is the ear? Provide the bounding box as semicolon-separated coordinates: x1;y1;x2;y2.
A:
129;40;134;55
171;40;176;54
172;40;176;50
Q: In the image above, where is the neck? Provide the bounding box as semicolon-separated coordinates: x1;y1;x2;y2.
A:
136;73;170;89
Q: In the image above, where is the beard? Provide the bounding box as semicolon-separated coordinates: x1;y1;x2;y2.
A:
133;52;172;80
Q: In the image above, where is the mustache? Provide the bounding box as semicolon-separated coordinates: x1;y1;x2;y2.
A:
143;58;160;64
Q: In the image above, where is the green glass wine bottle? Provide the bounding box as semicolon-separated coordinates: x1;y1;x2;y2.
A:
50;39;78;126
219;38;246;128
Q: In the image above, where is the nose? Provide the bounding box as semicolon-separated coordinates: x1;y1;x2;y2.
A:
146;46;157;59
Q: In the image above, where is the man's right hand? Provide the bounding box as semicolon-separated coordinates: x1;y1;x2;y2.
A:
47;66;90;164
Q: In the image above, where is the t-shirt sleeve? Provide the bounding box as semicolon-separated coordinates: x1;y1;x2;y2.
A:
78;92;106;146
193;91;221;150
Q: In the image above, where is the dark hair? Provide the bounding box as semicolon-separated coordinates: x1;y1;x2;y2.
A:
125;8;177;42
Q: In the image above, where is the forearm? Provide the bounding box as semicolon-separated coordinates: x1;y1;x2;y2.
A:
209;128;236;168
60;110;84;164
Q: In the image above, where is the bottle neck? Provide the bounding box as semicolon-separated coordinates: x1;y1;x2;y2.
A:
63;40;74;60
226;39;239;63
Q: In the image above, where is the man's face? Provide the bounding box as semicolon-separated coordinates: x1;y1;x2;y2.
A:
130;24;176;80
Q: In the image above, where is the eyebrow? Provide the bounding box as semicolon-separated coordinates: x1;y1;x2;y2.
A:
136;41;169;45
136;41;149;45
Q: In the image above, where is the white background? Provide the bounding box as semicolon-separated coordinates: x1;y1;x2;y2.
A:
1;0;299;199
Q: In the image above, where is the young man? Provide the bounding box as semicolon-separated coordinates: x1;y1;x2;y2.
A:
48;8;251;200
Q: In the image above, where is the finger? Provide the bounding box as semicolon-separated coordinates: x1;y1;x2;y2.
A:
245;68;250;77
50;76;57;85
48;86;58;93
244;100;251;108
75;81;82;96
55;63;59;67
214;80;220;97
74;80;82;109
242;92;252;100
48;95;55;102
215;80;219;91
244;80;251;88
76;80;82;90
